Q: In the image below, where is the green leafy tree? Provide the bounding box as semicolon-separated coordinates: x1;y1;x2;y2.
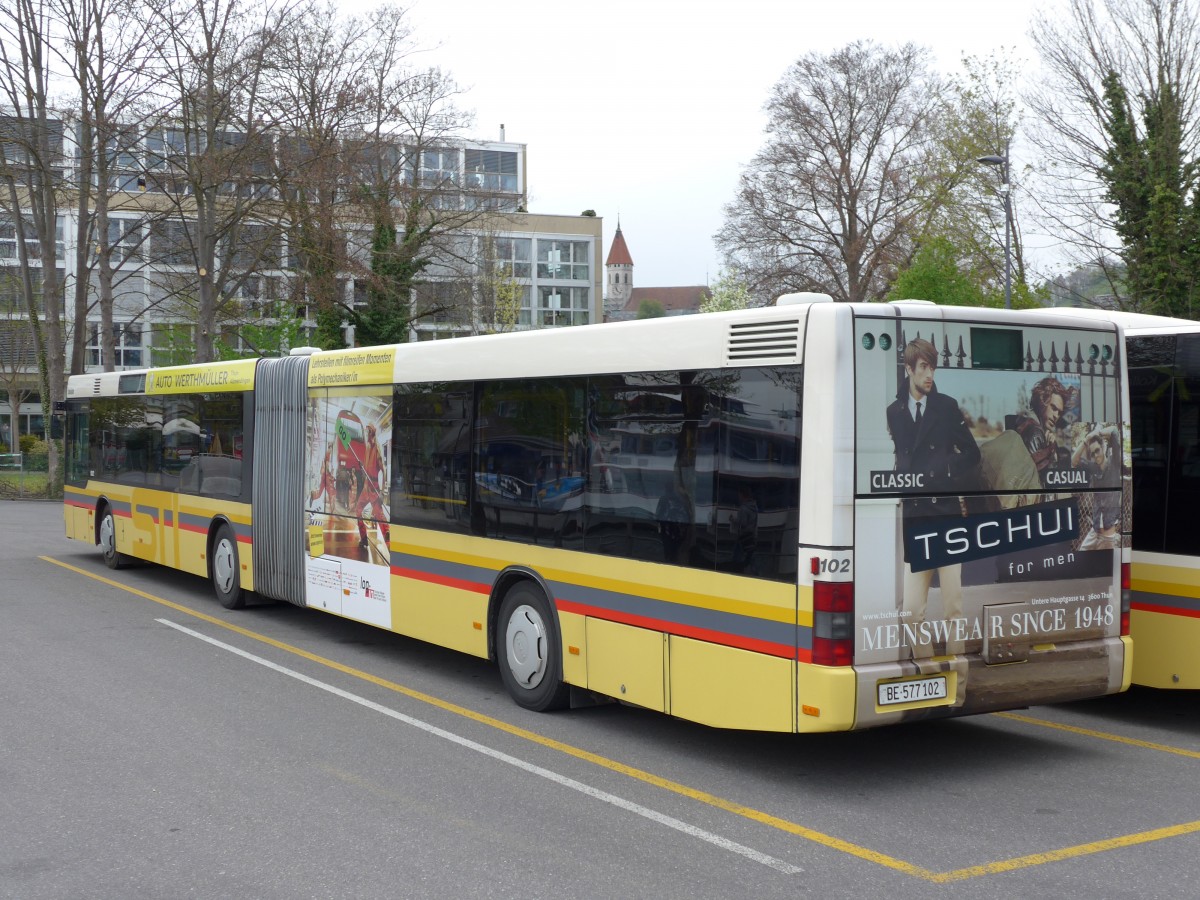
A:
928;52;1030;303
1029;0;1200;311
700;272;750;312
483;264;523;333
636;299;665;319
149;323;196;367
890;237;1045;309
215;300;306;359
1098;70;1200;316
354;214;426;346
888;238;987;306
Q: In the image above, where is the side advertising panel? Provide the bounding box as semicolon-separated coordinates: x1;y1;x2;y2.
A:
853;316;1127;682
305;386;394;629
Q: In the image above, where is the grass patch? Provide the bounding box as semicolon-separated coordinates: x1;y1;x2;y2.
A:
0;471;53;498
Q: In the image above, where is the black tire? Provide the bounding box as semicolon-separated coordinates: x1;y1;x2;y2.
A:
497;582;570;712
98;507;128;570
210;523;245;609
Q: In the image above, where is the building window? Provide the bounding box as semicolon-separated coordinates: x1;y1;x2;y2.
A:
86;322;144;368
464;149;518;193
106;217;143;264
0;319;36;368
0;215;61;261
102;127;144;192
537;239;589;281
486;237;531;279
224;223;281;269
143;128;197;194
0;216;35;260
534;286;589;327
151;219;194;266
419;148;459;188
0;265;59;314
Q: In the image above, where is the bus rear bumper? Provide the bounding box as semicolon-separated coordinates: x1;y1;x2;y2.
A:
847;636;1128;729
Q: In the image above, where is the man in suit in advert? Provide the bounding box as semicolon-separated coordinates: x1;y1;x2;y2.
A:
886;338;982;657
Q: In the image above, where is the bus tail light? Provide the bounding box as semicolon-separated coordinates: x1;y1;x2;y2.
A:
813;580;854;666
1120;562;1131;636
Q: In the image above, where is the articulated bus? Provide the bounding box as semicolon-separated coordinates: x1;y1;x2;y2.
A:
1033;308;1200;689
63;296;1132;731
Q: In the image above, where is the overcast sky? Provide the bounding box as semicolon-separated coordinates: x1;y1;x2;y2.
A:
396;0;1052;289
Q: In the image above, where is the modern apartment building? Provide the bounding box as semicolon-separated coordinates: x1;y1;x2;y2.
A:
0;117;603;442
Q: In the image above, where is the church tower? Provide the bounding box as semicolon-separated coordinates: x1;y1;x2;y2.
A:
605;222;634;308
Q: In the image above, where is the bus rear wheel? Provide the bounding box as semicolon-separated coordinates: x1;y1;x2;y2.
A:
211;524;246;609
99;507;128;570
497;583;570;712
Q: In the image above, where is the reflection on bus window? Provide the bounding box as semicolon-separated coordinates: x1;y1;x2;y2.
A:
81;393;245;497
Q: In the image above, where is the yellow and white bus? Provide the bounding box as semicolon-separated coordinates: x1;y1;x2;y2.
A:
63;296;1132;731
1036;308;1200;688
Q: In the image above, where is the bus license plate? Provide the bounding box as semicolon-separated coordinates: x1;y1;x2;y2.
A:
877;676;947;706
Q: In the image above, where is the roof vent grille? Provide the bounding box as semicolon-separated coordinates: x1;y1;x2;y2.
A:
727;320;801;361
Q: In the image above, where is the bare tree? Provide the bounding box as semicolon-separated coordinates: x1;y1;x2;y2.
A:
350;5;480;344
0;0;66;476
50;0;160;373
263;0;373;347
263;1;488;348
1027;0;1200;307
716;41;946;303
140;0;294;362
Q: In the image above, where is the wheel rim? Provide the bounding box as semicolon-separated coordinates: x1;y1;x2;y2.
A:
505;603;548;689
100;515;115;558
213;537;237;595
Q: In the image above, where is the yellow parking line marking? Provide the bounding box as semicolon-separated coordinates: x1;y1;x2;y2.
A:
935;819;1200;882
41;555;1200;882
158;616;805;875
997;711;1200;760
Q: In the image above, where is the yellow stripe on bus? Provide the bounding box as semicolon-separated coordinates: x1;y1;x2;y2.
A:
395;529;802;625
1131;556;1200;598
1133;567;1200;599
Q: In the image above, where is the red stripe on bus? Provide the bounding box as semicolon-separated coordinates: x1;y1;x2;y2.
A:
391;566;491;594
64;498;94;510
390;565;804;660
1132;601;1200;619
555;597;797;659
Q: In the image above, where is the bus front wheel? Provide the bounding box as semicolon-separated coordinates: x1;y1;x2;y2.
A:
497;583;570;712
211;524;246;609
99;507;128;570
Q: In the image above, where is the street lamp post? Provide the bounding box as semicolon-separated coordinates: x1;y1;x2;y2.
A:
977;143;1012;309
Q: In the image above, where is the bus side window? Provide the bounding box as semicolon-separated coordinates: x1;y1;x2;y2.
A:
1128;362;1172;553
1165;335;1200;555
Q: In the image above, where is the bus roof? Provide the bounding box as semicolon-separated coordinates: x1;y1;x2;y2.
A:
310;302;1117;386
68;300;1127;397
1028;306;1199;334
